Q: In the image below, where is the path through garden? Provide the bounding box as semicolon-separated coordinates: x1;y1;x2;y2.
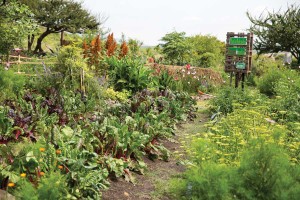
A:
102;99;211;200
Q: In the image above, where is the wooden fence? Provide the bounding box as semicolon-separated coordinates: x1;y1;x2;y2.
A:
1;55;57;75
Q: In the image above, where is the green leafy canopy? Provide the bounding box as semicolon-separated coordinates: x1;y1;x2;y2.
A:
247;4;300;63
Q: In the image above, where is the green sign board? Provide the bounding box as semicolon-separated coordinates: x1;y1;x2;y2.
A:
228;47;246;56
229;37;247;45
236;62;246;69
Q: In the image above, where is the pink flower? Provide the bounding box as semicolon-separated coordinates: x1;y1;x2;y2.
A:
186;64;191;70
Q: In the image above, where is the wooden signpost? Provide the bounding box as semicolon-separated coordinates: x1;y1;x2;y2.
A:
225;32;253;89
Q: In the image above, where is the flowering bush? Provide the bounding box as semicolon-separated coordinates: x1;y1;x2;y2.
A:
152;64;222;94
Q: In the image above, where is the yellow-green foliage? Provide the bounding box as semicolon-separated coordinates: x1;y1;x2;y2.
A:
104;88;130;102
56;46;89;90
187;105;299;166
57;46;88;72
170;99;300;200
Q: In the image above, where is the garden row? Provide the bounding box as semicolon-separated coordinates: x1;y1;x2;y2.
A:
0;38;215;199
168;61;300;199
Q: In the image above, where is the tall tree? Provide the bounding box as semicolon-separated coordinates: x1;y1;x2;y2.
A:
159;31;190;65
21;0;99;53
0;1;36;56
247;4;300;64
186;35;225;67
19;0;39;51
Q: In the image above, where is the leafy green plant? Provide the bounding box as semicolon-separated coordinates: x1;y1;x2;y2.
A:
156;69;176;90
210;86;262;115
169;162;233;200
15;171;69;200
256;67;284;96
107;56;154;93
170;143;300;200
104;88;130;102
170;100;300;199
271;69;300;123
56;46;89;91
233;143;300;200
0;106;18;140
0;69;26;101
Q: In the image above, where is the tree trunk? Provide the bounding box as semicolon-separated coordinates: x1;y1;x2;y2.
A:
34;28;52;54
27;34;35;52
291;51;300;65
60;31;64;46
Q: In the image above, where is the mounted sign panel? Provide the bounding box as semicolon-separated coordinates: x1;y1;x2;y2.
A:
225;32;253;89
229;37;247;45
225;32;253;73
236;61;246;70
228;47;246;56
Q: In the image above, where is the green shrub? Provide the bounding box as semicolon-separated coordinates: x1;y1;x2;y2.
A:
271;69;300;123
15;179;38;200
169;95;300;199
187;34;225;68
170;142;300;200
247;55;283;86
56;46;89;91
104;87;130;102
169;162;233;200
15;171;69;200
234;143;300;200
197;52;216;68
107;56;154;93
210;86;261;115
0;69;25;101
256;67;284;96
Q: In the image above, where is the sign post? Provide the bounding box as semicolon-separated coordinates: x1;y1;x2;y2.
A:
225;32;253;89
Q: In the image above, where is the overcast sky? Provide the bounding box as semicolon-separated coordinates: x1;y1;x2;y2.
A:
82;0;299;46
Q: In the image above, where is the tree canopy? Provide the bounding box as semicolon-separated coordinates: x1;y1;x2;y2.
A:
0;1;36;55
159;31;190;65
247;4;300;64
20;0;99;53
159;31;224;67
187;35;225;68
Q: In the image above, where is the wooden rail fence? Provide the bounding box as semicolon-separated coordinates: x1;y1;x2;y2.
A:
1;55;57;74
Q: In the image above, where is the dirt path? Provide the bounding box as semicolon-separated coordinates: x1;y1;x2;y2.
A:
102;100;210;200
